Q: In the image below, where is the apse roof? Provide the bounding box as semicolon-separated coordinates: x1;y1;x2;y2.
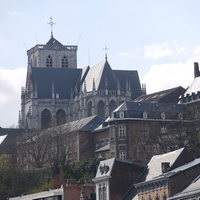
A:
83;59;142;99
31;67;82;99
84;60;119;92
113;69;142;99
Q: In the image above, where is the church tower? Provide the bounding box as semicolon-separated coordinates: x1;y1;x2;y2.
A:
18;18;143;130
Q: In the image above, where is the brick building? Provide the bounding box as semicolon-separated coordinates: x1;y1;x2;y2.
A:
134;148;200;200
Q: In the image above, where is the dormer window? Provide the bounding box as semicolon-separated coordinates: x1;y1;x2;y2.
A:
143;111;148;119
161;112;165;120
119;111;124;118
46;55;52;67
62;55;68;68
178;112;183;120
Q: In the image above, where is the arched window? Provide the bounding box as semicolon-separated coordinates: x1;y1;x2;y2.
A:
41;109;51;129
98;100;105;118
109;100;116;114
88;101;92;117
46;55;52;67
56;109;66;125
62;56;68;68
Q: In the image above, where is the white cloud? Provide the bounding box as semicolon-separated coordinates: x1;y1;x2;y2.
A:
144;43;173;59
141;57;199;94
7;10;23;17
119;41;187;60
0;67;26;127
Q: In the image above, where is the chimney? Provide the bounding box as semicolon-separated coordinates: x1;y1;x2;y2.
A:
194;62;200;78
161;162;170;173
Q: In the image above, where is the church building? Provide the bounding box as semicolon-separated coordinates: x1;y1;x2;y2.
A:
18;23;143;129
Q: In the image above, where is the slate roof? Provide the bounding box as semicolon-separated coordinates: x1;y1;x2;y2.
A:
31;67;82;99
114;69;142;100
84;60;119;92
0;128;27;154
83;60;142;99
53;115;105;133
155;158;200;180
46;37;63;46
112;101;186;120
144;148;185;181
168;175;200;200
134;86;185;103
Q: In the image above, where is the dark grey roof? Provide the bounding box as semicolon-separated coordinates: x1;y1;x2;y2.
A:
155;158;200;180
84;60;119;92
168;175;200;200
113;69;142;99
59;115;105;132
46;37;63;47
112;101;186;120
0;128;27;154
83;60;142;99
134;86;185;103
31;67;82;99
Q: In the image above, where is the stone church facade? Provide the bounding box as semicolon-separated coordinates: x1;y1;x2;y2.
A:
18;35;143;129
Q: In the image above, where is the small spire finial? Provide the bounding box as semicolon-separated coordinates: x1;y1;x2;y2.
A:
103;45;109;60
48;17;56;37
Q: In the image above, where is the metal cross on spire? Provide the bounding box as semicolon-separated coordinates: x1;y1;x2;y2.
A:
48;17;56;37
103;45;109;60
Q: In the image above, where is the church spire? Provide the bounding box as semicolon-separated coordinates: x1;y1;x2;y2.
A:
48;17;56;38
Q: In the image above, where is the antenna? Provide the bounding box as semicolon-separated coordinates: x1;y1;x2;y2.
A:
35;33;38;44
88;46;90;66
76;35;81;45
23;41;27;51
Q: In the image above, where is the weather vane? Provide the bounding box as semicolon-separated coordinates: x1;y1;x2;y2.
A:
103;45;109;60
48;17;56;37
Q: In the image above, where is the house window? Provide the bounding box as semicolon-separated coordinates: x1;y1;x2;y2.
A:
46;55;52;67
96;142;99;150
118;124;126;139
101;140;104;147
162;191;167;200
106;138;109;145
62;55;68;68
74;140;77;152
103;183;106;200
143;123;149;139
119;151;126;160
110;126;115;141
119;144;126;160
155;193;160;200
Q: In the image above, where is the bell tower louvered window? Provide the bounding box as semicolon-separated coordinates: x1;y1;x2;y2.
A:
62;55;68;68
46;55;53;67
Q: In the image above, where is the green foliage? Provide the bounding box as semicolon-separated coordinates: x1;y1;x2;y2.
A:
62;158;101;183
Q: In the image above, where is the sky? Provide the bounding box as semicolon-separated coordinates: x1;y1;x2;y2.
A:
1;0;200;127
